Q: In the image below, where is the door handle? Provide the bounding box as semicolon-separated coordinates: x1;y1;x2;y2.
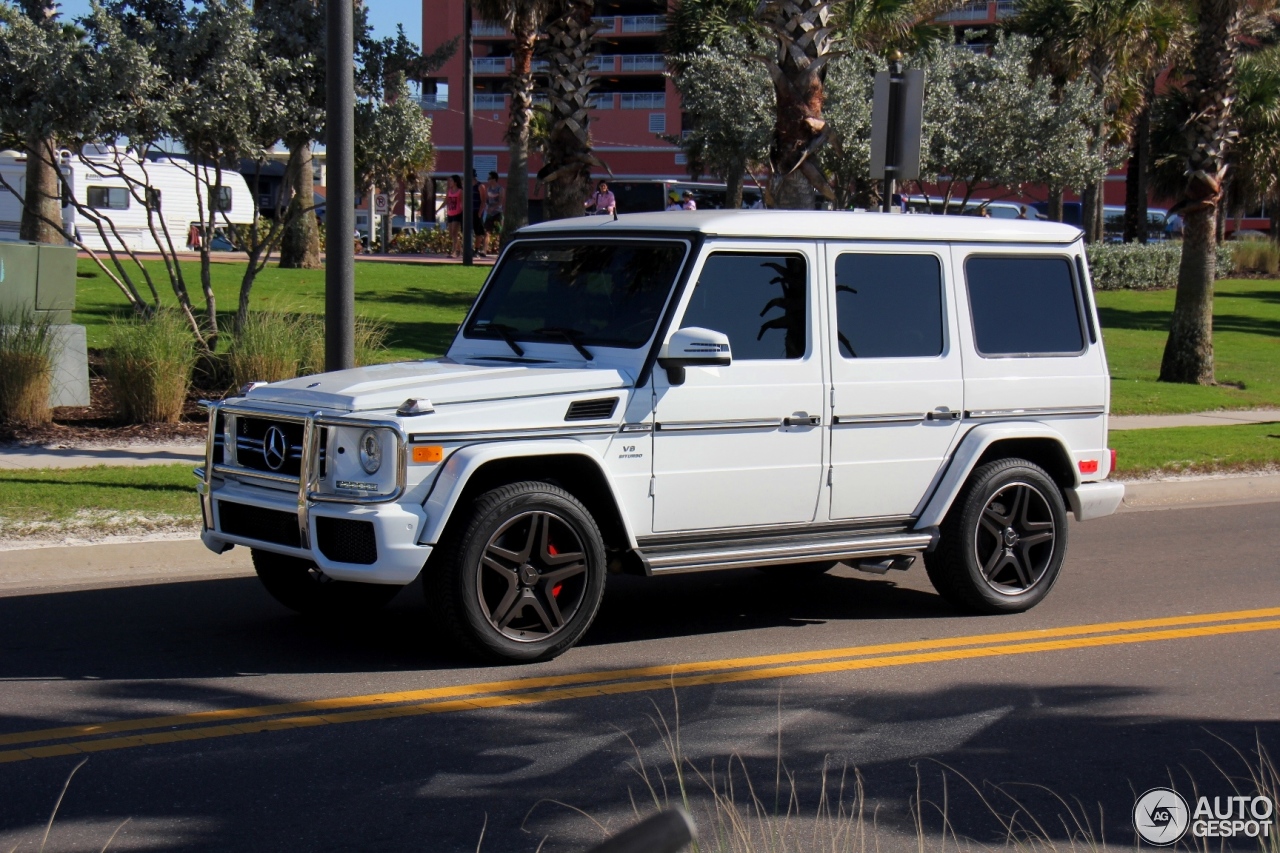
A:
783;414;821;427
926;408;962;421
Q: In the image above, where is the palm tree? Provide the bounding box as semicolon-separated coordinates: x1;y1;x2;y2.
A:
1013;0;1175;240
471;0;553;235
537;0;605;219
1225;44;1280;237
1158;0;1248;385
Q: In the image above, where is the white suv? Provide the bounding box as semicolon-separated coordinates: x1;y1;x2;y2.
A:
197;211;1124;662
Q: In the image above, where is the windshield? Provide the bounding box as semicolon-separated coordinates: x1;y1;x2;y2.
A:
463;240;688;350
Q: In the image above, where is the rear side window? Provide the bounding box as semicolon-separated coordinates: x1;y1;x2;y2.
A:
965;256;1084;356
680;252;808;360
834;253;944;358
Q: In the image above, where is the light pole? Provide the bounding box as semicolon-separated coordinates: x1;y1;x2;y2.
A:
325;0;355;371
462;0;475;266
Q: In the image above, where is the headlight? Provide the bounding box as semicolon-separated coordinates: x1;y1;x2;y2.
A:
358;430;382;474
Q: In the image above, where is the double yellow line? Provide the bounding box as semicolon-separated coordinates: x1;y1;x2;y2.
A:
3;607;1279;765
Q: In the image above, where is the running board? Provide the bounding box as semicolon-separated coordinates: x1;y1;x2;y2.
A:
635;529;938;575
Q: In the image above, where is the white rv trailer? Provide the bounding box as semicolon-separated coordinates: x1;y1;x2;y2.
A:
0;146;255;254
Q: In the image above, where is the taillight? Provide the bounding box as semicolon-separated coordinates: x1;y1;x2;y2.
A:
1078;459;1099;474
1109;448;1117;473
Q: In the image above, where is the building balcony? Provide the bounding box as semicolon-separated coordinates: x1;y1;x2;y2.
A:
619;92;666;109
473;57;510;74
620;54;665;72
937;1;991;22
620;15;666;32
471;20;509;37
474;93;508;109
420;94;449;110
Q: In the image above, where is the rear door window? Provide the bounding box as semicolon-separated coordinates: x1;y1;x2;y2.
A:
833;253;944;359
965;256;1085;356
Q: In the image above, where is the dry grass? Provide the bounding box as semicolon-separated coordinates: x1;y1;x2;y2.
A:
1231;239;1280;276
0;309;55;426
103;310;197;424
228;311;389;391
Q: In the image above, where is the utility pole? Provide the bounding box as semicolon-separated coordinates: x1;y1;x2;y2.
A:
881;52;904;213
870;52;924;215
462;0;475;266
324;0;356;371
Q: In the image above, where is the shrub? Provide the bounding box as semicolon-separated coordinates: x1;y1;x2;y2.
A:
1231;237;1280;275
0;308;55;426
1087;242;1237;290
104;310;197;424
230;312;391;390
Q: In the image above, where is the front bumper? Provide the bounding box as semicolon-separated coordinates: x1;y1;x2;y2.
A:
196;401;430;585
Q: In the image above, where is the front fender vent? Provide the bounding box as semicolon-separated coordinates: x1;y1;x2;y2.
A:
565;397;619;421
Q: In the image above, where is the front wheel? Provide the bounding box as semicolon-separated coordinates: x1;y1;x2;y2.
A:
923;458;1068;614
252;550;403;617
425;481;607;663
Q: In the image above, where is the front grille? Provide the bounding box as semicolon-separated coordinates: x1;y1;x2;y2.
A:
565;397;619;421
217;501;301;548
233;418;326;477
316;517;378;564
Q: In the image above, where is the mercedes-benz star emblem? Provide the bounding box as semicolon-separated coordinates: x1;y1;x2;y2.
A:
262;426;289;471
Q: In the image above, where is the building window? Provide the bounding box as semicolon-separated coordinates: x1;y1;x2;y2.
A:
87;186;129;210
209;186;233;213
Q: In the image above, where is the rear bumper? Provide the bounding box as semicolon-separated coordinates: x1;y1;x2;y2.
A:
199;479;430;585
1065;481;1126;521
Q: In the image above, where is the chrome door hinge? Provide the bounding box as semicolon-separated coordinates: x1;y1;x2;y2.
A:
648;477;655;497
827;466;833;486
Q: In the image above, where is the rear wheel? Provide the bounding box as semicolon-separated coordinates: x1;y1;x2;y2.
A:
251;550;402;617
924;459;1068;614
425;481;607;663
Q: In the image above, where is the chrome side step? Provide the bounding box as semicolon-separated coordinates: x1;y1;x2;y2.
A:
635;529;938;575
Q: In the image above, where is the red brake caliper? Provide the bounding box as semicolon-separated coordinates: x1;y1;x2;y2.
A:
548;542;562;596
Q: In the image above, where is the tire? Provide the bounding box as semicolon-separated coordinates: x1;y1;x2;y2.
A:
757;561;839;578
251;549;403;617
424;481;607;663
923;458;1068;614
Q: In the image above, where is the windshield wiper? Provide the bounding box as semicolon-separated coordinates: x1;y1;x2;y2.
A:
533;327;594;361
475;321;525;357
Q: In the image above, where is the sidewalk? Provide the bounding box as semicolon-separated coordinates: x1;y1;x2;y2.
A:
1110;408;1280;430
0;442;204;470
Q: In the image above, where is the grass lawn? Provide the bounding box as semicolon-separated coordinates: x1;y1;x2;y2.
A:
0;464;200;539
73;258;489;362
1097;278;1280;415
1110;422;1280;478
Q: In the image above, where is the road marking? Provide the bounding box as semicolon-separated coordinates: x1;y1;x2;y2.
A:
1;607;1278;764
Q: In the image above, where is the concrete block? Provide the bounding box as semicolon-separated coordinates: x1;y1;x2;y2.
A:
49;324;89;408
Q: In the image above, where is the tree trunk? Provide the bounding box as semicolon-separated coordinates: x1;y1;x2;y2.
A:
503;8;537;236
19;136;63;244
1159;206;1216;384
725;166;744;210
1123;103;1151;243
1269;204;1279;243
1081;182;1100;242
278;140;322;269
1047;185;1064;223
540;0;599;221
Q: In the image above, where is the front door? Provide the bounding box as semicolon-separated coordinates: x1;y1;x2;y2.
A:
652;244;826;533
826;245;964;520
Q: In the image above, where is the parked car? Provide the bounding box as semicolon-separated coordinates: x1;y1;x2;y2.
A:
197;211;1124;662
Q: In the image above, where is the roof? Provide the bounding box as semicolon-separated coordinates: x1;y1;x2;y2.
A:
519;210;1084;244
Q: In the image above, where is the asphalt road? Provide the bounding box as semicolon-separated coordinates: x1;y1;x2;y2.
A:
1;501;1277;852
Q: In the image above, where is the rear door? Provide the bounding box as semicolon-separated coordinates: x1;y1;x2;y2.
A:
825;243;964;520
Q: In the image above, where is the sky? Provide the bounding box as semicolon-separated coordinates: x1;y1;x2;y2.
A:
54;1;422;45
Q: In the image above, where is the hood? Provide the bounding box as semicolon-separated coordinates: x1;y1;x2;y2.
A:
242;359;633;413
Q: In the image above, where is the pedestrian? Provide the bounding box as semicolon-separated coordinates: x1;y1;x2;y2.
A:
471;172;485;255
665;191;682;211
586;180;616;215
681;191;697;211
444;175;464;258
187;223;201;251
1017;205;1030;220
480;171;504;256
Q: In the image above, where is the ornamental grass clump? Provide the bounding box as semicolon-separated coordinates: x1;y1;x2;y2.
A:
229;311;388;391
0;308;55;426
1231;238;1280;276
104;310;197;424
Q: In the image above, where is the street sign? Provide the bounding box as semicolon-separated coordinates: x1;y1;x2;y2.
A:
870;68;925;182
374;193;389;215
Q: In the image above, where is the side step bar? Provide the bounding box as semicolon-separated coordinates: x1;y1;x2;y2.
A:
635;529;938;575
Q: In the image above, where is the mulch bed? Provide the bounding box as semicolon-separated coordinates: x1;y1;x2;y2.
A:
0;351;216;447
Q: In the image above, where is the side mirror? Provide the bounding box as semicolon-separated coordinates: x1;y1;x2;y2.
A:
657;327;731;385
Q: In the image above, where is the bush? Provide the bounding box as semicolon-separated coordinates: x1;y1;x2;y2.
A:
229;311;390;391
0;308;55;426
1231;237;1280;275
104;310;197;424
389;227;453;255
1087;242;1237;290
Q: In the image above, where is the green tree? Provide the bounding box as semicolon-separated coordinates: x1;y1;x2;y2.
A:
355;73;435;251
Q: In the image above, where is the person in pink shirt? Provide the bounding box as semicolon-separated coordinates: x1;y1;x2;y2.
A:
586;180;616;215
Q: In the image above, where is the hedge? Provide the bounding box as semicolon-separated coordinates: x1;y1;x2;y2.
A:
1086;242;1235;291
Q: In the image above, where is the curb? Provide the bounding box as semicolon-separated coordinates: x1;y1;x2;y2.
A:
1117;471;1280;512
